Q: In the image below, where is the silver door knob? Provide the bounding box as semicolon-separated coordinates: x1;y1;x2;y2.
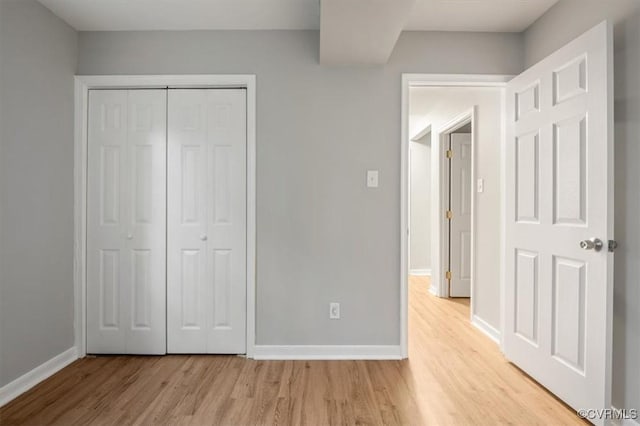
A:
200;234;208;241
127;233;133;240
580;238;603;252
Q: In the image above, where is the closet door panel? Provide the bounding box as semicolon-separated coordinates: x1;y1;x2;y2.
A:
87;90;128;353
125;90;167;354
168;89;247;354
206;89;246;353
87;90;166;354
167;90;208;353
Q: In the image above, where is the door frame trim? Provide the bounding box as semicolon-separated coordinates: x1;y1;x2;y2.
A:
400;74;511;358
74;75;257;358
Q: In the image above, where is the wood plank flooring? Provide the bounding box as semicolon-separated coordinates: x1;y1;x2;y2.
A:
0;276;583;425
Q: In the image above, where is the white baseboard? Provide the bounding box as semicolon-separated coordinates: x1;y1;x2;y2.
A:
252;345;402;360
409;269;431;276
610;407;640;426
0;347;78;407
471;315;500;345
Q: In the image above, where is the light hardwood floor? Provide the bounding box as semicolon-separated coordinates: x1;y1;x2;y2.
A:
0;276;583;425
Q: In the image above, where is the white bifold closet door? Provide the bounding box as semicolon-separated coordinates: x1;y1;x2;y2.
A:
167;89;247;354
87;90;167;354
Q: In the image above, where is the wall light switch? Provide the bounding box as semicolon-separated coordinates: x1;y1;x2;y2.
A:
477;178;484;193
329;302;340;319
367;170;379;188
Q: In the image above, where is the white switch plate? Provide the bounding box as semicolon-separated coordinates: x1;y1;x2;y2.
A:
329;302;340;319
477;178;484;193
367;170;379;188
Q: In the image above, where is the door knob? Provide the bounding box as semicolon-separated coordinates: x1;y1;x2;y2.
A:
200;234;208;241
579;238;603;252
127;233;133;240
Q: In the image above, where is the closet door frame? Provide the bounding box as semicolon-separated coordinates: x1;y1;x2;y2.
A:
74;75;257;358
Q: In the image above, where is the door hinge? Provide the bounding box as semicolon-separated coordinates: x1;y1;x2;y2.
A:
446;210;453;220
446;150;453;159
445;270;452;281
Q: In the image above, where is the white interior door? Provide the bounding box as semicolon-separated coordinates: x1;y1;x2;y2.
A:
504;21;613;416
167;89;247;354
449;133;472;297
87;89;167;354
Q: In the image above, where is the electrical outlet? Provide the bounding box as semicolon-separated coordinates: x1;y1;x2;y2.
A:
329;302;340;319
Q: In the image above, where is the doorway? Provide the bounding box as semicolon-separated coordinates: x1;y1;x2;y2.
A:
73;75;257;359
408;124;432;280
401;22;614;415
86;88;247;355
401;77;509;359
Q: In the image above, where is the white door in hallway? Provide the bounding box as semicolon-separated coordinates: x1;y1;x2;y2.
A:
167;89;247;354
87;89;167;354
504;21;614;418
449;133;472;298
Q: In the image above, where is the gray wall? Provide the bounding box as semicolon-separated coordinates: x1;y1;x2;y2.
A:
1;0;635;412
0;0;77;386
409;134;431;273
77;30;524;345
525;0;640;411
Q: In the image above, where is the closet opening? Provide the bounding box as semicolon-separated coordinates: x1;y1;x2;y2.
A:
73;76;257;359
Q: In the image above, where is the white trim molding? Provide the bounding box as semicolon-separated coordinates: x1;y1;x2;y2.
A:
410;123;432;142
0;347;78;407
253;345;402;360
400;74;512;359
409;268;431;276
74;75;257;358
404;73;513;87
471;315;501;345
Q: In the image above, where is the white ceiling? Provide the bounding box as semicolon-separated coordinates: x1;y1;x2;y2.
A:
37;0;322;31
405;0;559;32
39;0;558;32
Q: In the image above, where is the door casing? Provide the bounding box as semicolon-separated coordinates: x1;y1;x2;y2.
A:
74;75;257;358
400;74;512;358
